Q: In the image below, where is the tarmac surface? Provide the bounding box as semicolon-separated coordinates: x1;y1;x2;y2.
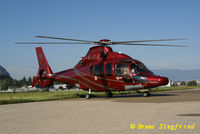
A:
0;89;200;134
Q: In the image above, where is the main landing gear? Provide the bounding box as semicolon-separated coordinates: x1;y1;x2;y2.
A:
106;91;113;97
85;89;113;99
86;89;92;99
143;89;151;97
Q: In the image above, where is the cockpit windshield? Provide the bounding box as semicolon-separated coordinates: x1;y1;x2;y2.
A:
130;63;148;74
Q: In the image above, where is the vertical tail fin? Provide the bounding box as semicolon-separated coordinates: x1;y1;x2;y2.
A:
36;47;53;76
32;47;53;88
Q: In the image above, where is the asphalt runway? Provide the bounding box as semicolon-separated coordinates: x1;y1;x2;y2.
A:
0;89;200;134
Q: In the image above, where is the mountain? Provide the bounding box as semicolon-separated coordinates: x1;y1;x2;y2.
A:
153;69;200;81
0;65;10;77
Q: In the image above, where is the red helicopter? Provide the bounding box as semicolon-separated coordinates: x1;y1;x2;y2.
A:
17;36;186;98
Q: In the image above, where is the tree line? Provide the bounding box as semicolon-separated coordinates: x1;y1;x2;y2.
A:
0;75;32;90
173;80;198;86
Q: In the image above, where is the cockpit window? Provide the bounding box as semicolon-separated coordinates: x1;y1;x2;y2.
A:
114;63;129;76
130;63;146;74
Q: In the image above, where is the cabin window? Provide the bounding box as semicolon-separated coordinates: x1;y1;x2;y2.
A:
105;63;112;76
114;63;129;76
94;63;104;76
90;66;93;75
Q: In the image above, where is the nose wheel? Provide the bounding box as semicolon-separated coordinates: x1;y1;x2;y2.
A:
143;89;151;97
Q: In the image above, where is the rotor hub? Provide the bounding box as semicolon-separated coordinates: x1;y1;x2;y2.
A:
98;39;111;46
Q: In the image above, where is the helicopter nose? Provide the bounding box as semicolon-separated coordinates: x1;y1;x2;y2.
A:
147;76;169;86
157;76;169;86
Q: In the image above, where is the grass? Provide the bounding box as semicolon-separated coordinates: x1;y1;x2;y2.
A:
0;91;86;105
0;86;199;105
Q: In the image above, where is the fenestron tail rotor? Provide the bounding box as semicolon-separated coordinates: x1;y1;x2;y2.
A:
16;36;187;47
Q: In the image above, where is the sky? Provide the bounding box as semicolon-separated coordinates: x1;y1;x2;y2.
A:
0;0;200;80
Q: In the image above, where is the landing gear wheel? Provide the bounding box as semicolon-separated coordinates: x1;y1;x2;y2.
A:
143;91;151;97
86;94;91;99
86;89;92;99
107;92;113;97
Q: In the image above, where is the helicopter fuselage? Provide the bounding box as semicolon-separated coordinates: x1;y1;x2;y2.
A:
48;46;169;92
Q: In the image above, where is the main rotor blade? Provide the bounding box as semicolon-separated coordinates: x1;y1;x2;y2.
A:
36;36;95;43
116;43;187;47
112;38;185;44
15;42;91;44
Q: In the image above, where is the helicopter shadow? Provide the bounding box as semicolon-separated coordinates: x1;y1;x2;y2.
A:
94;92;177;99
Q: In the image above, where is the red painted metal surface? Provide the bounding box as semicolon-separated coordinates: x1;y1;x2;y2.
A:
32;46;169;92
